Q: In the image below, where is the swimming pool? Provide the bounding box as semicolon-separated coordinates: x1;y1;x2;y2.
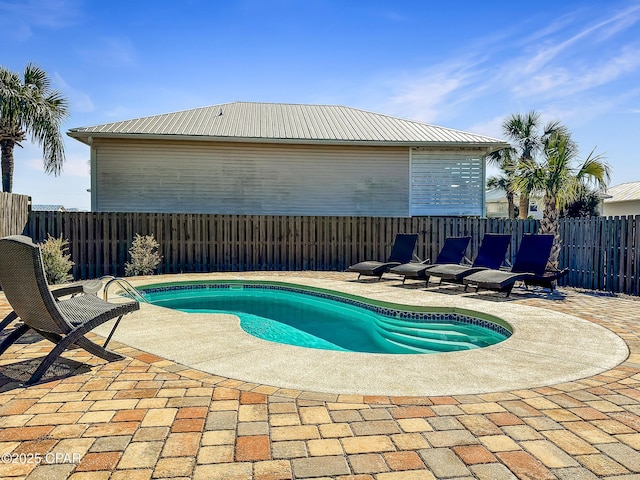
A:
140;281;510;354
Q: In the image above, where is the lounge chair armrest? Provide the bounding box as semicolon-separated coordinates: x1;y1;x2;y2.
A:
538;268;569;280
461;256;473;266
546;266;568;274
52;283;86;299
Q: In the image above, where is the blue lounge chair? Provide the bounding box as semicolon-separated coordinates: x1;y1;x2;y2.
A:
462;234;554;296
426;234;511;285
389;236;471;284
0;235;139;384
348;233;418;280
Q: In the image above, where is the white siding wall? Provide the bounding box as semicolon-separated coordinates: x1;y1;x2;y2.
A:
410;149;486;216
602;201;640;217
92;139;410;216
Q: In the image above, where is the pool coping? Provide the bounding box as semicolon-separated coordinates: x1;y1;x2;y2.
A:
95;272;629;396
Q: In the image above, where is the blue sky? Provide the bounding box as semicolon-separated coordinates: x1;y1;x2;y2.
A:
2;0;639;210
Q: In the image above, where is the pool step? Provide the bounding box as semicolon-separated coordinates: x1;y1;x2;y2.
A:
375;317;496;345
377;316;491;336
374;316;490;351
377;328;477;352
382;338;440;354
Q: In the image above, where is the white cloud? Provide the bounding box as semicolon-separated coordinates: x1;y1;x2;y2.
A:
76;37;137;67
520;4;640;75
0;0;82;40
512;45;640;99
59;152;90;178
382;59;487;123
593;3;640;41
17;139;88;178
53;73;95;113
103;105;137;119
21;153;90;179
376;2;640;129
466;116;505;140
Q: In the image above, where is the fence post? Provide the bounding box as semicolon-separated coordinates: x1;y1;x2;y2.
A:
0;192;30;237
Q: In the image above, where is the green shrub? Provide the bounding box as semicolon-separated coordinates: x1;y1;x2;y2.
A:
39;235;74;284
125;234;162;276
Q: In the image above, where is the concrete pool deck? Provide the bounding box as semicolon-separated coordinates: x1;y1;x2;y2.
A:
98;273;629;397
2;271;640;480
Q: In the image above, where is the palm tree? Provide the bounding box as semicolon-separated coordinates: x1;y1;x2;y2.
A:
500;111;565;219
516;130;610;266
0;63;68;192
486;147;518;218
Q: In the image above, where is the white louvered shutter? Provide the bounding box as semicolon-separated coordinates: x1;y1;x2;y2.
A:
410;149;485;216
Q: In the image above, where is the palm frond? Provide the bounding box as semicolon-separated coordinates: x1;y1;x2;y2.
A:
576;149;610;190
23;63;51;93
0;63;69;191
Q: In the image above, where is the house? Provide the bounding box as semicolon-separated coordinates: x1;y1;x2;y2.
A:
485;188;543;219
32;204;67;212
67;102;507;216
601;181;640;217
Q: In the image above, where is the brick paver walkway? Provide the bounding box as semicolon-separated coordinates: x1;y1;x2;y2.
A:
1;273;639;479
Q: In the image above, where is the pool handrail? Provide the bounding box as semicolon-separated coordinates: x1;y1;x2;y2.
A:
102;276;149;303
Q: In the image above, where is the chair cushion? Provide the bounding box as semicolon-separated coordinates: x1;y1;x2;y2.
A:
462;269;532;290
389;263;434;279
347;261;398;276
427;264;485;281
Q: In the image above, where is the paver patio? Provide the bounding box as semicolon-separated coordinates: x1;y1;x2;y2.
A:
0;271;639;479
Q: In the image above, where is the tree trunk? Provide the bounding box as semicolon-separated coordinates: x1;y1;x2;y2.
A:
1;140;15;193
518;193;530;219
540;194;561;269
506;192;515;219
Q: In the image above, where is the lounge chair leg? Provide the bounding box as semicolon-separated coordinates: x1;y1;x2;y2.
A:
0;323;30;356
25;324;99;385
102;315;124;349
0;311;18;333
74;336;123;362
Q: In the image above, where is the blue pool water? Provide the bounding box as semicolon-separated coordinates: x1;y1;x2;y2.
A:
141;283;510;354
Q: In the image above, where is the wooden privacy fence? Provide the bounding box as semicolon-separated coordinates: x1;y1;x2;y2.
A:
0;192;30;237
25;212;537;279
22;212;640;295
559;215;640;295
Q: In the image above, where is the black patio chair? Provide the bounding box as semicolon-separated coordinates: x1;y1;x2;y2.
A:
462;234;555;296
0;235;139;384
426;234;511;286
347;233;419;280
389;236;471;284
0;279;103;334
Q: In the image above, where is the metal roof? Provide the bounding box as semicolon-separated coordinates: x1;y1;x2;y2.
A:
68;101;506;148
485;188;507;202
603;181;640;203
32;204;66;211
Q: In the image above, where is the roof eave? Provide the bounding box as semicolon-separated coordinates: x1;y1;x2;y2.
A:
603;198;640;204
67;130;508;151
